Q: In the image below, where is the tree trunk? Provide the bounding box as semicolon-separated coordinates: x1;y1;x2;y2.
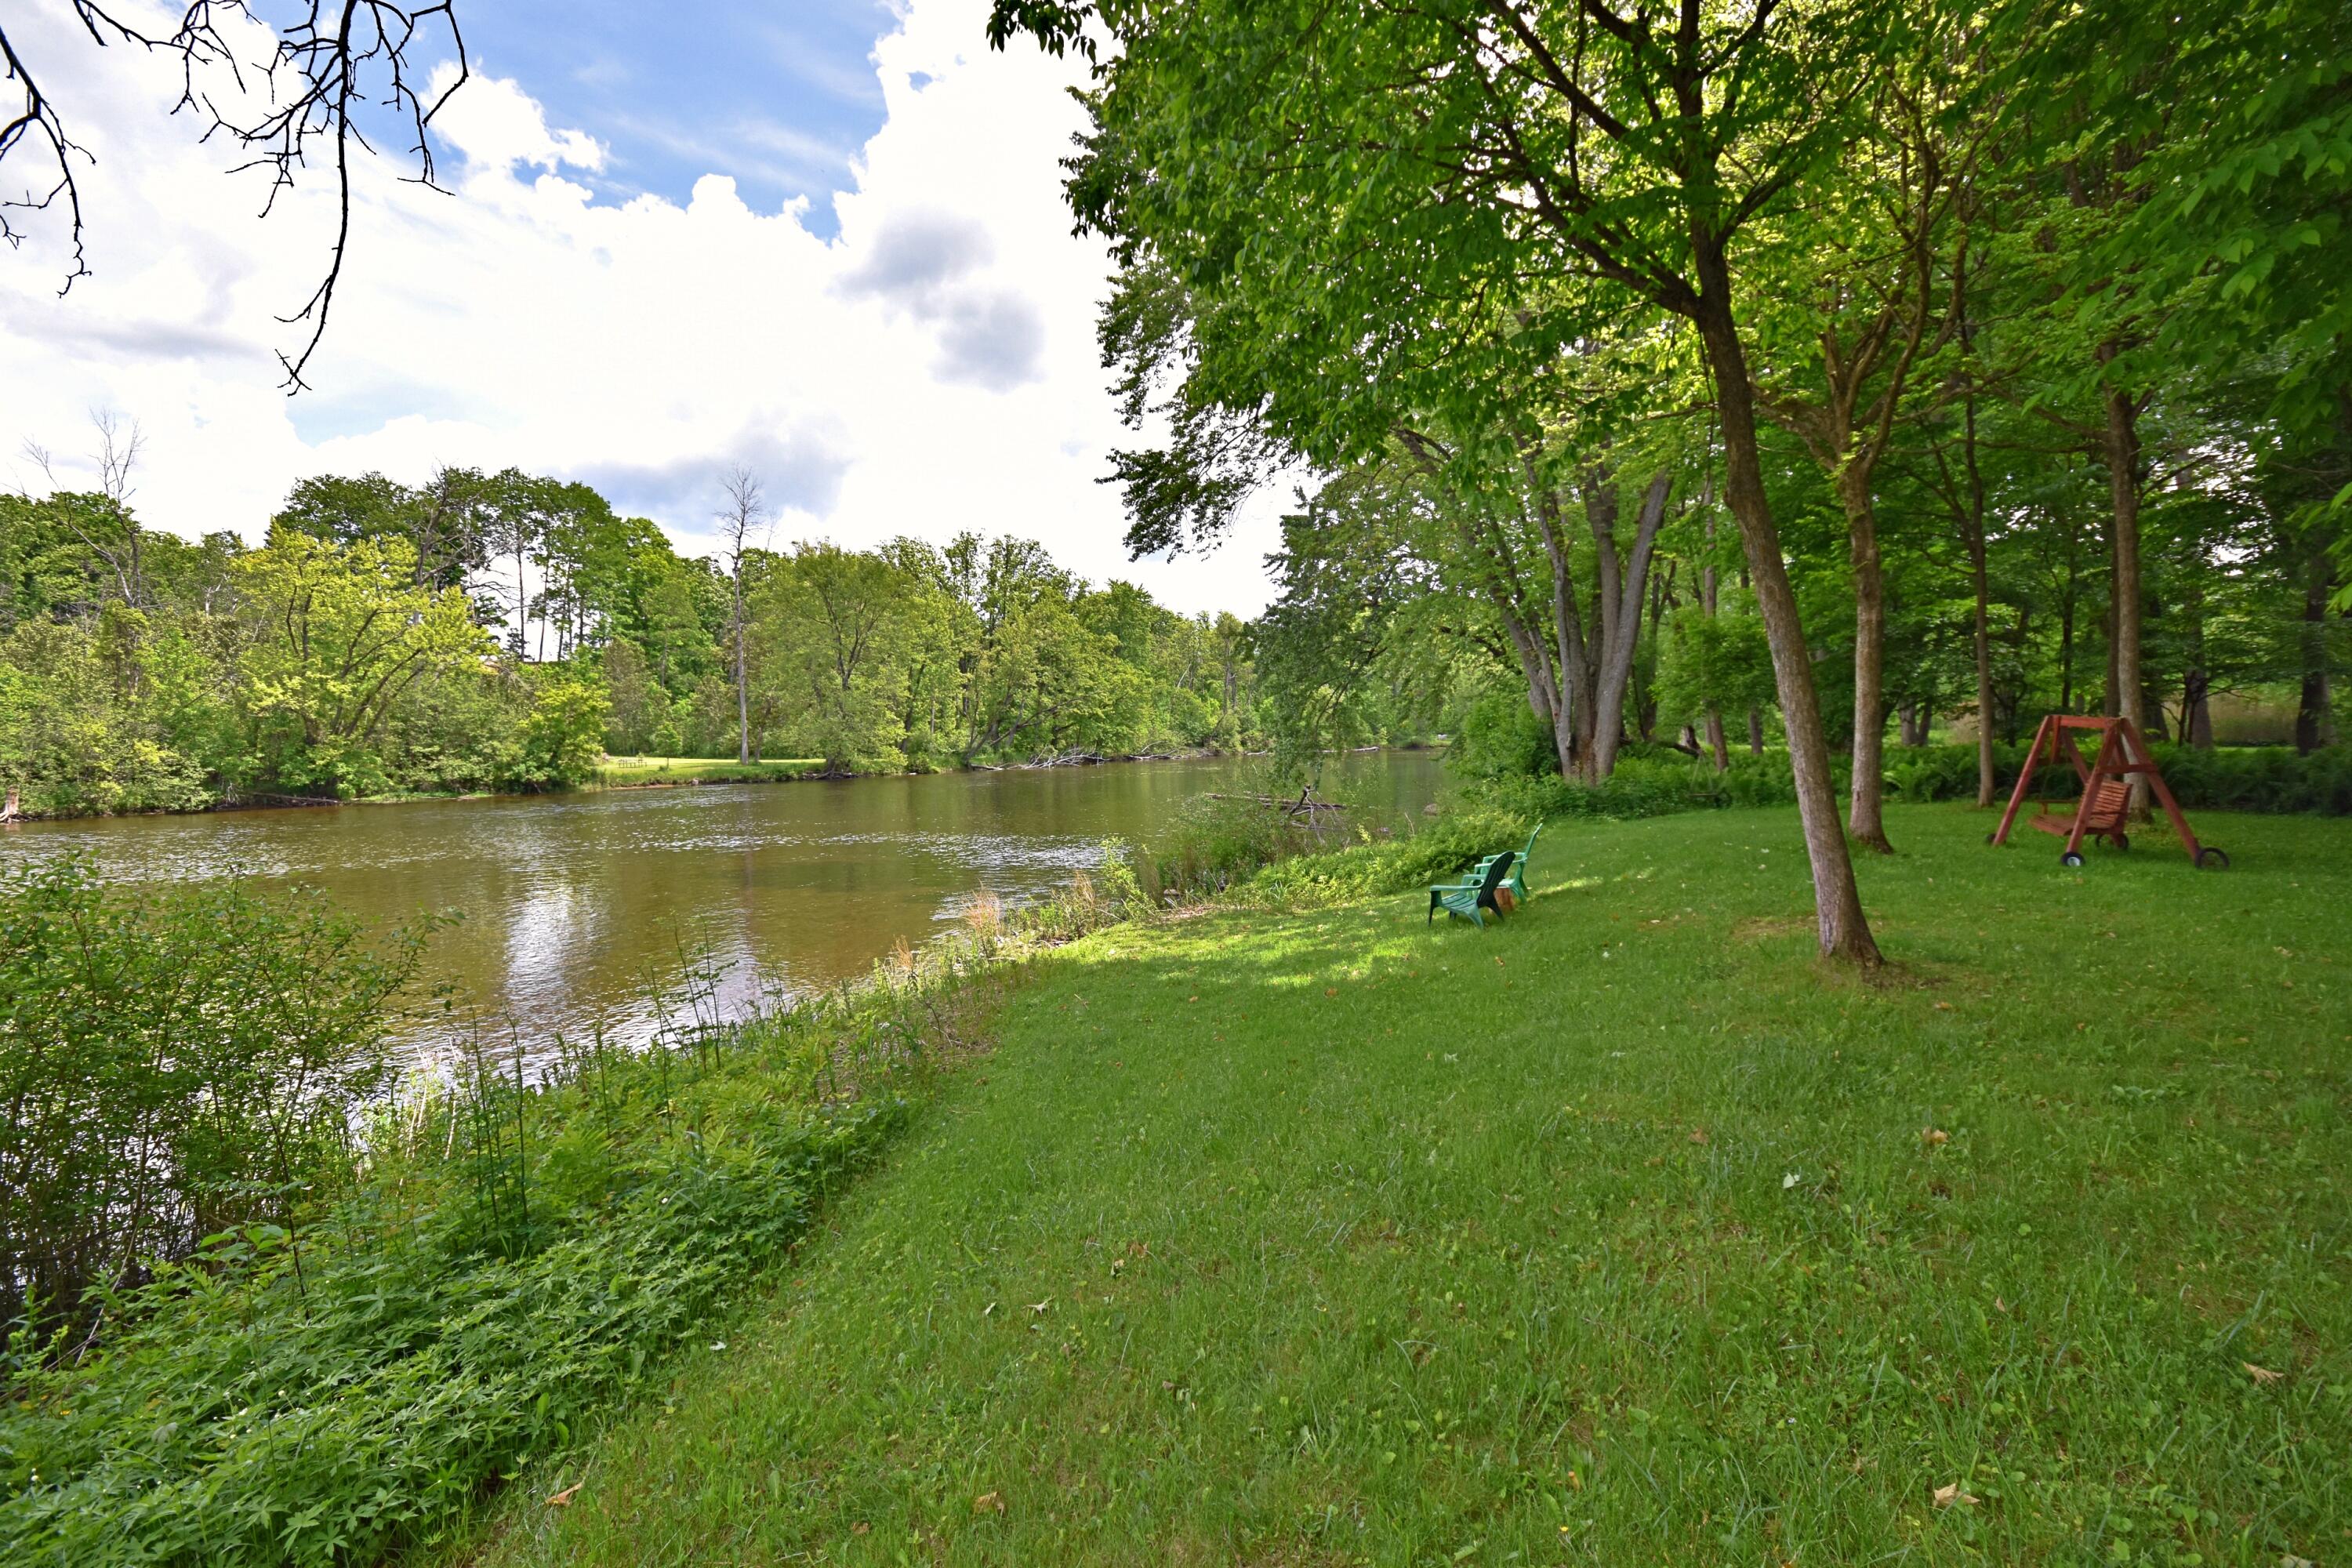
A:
1693;282;1878;965
2058;523;2079;714
2298;547;2336;752
2179;574;2212;748
1841;470;1893;852
1575;469;1672;782
1958;396;1997;806
1701;506;1730;771
2098;364;2149;811
1531;488;1593;780
733;567;751;765
1748;706;1765;757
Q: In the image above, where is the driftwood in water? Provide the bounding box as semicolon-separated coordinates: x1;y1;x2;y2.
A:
223;788;343;808
1207;787;1352;823
2;786;19;822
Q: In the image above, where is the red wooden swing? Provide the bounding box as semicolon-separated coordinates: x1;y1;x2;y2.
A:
1989;715;2228;869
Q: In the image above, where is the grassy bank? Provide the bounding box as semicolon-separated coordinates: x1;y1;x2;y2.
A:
590;756;827;788
471;804;2350;1567
0;862;1143;1566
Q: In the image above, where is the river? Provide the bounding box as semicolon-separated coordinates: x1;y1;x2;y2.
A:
2;752;1446;1059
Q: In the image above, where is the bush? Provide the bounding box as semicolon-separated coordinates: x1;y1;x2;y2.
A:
0;1083;907;1567
1887;740;2352;815
1445;689;1557;781
1236;805;1534;906
1467;752;1802;822
0;858;430;1335
1464;741;2352;824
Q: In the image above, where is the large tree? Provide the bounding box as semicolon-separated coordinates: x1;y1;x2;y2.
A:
993;0;1890;961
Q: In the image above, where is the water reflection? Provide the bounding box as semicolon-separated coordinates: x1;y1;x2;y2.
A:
4;753;1445;1058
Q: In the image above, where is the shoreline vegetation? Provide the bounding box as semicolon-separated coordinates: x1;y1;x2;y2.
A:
12;733;2350;826
11;790;2346;1565
0;844;1155;1566
4;775;2352;1568
0;744;1330;822
2;486;1283;829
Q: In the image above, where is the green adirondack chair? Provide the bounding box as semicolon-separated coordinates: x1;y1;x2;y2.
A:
1501;821;1542;902
1428;851;1515;928
1454;822;1545;908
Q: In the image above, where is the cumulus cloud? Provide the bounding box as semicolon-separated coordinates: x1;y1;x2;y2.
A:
841;212;1043;388
583;422;851;522
0;0;1278;614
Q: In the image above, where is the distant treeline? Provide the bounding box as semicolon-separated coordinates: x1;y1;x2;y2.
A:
0;467;1269;817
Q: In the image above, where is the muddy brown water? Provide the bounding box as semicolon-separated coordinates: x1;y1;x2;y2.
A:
3;753;1446;1062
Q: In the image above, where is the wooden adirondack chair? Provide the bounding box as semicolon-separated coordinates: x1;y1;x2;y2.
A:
1989;714;2227;869
1428;851;1515;928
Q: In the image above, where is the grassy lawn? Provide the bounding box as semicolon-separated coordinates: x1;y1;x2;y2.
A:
593;756;825;787
469;804;2350;1567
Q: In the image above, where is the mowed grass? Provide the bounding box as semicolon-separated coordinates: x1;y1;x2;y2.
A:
593;756;824;787
470;804;2350;1567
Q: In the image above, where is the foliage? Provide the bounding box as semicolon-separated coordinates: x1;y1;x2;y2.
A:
1444;688;1559;782
0;488;1265;815
504;673;612;791
0;858;430;1337
232;535;493;797
0;851;1147;1567
1465;742;2352;823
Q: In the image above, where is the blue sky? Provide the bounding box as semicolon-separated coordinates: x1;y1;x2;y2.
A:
448;0;898;235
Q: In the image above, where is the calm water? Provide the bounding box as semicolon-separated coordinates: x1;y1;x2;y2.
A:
3;753;1444;1058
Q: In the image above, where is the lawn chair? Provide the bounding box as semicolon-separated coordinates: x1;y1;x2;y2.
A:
1500;821;1542;903
1454;822;1544;906
1428;851;1515;928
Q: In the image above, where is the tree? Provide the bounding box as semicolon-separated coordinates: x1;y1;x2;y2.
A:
1749;34;1972;848
230;532;490;796
993;0;1888;960
717;466;768;764
272;466;497;592
753;543;909;774
0;2;470;389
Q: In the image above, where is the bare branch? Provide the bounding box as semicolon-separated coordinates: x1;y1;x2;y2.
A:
0;3;469;393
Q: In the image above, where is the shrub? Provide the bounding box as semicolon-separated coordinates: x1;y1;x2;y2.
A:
1466;741;2352;823
0;858;431;1336
1444;688;1558;781
1237;804;1534;906
0;1083;908;1567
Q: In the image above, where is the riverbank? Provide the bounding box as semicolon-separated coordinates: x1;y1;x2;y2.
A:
0;746;1303;822
0;857;1149;1567
586;748;1277;792
11;803;2350;1563
461;803;2350;1566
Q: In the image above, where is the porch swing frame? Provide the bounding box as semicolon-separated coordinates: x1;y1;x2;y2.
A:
1988;714;2225;869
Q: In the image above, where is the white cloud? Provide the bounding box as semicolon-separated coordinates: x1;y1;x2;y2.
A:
0;0;1279;615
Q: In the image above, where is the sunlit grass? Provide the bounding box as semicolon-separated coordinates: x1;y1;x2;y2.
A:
468;804;2351;1567
593;756;825;787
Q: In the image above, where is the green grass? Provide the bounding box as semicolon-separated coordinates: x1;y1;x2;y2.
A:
467;804;2351;1567
593;756;826;787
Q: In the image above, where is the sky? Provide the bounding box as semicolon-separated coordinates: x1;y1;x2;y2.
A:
0;0;1285;615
